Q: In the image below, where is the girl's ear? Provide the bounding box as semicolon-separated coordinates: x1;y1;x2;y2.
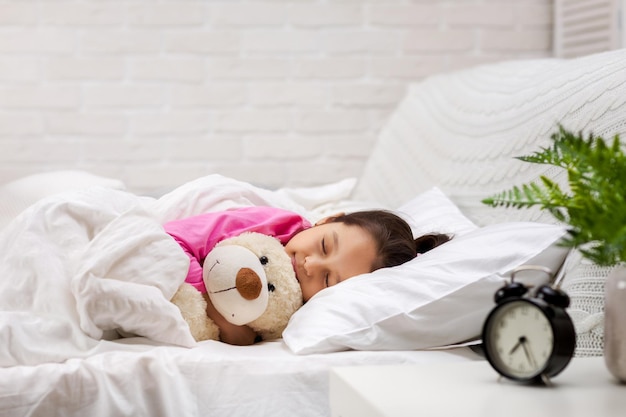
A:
315;212;345;226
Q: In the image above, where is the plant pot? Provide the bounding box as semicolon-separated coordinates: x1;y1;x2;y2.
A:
604;264;626;382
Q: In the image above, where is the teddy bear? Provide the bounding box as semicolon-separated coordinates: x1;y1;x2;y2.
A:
170;232;303;342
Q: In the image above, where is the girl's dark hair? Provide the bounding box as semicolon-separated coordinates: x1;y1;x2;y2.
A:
328;210;452;271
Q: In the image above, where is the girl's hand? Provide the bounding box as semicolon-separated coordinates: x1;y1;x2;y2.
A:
203;294;259;346
218;322;259;346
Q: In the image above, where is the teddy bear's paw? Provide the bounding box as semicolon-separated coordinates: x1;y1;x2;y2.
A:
186;312;220;341
171;283;220;341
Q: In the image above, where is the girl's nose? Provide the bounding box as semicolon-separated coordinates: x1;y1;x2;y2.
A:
304;256;320;277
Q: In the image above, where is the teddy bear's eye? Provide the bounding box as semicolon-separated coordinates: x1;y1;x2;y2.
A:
268;283;275;292
259;256;269;265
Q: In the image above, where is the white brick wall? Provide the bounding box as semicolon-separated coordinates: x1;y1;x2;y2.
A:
0;0;553;194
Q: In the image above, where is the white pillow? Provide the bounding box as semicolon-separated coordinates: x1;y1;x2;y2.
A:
283;221;569;354
396;186;478;237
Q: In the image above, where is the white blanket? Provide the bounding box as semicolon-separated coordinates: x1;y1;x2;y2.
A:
0;187;196;366
0;174;356;367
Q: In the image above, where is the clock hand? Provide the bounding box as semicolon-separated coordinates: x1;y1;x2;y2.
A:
509;337;523;355
520;337;537;368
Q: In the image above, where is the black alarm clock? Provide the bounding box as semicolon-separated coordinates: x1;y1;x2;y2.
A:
481;265;576;385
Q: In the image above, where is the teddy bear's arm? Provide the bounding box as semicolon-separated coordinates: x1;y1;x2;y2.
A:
171;283;219;342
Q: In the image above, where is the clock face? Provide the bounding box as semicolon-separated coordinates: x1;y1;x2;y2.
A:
483;299;554;380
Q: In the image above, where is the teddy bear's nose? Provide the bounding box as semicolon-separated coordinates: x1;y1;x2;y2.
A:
235;267;263;300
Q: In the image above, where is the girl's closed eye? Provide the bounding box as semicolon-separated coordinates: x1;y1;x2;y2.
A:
322;238;330;286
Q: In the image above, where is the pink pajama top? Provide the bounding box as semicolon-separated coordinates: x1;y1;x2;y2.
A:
164;206;310;294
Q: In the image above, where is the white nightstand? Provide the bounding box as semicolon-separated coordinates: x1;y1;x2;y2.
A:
330;357;625;417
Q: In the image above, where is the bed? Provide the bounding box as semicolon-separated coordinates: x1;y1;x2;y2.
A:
1;47;625;416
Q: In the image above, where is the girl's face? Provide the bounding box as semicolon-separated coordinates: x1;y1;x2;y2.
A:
284;219;377;302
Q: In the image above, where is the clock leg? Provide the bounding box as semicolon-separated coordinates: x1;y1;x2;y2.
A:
540;373;553;386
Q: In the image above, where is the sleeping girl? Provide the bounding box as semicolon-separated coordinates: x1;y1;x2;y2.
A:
164;206;451;346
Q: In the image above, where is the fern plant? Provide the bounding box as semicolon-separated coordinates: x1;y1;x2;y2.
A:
482;126;626;266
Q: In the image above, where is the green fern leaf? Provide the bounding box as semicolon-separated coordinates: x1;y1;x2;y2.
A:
483;125;626;266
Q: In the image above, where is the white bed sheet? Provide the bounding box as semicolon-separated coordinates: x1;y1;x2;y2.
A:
0;339;480;417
